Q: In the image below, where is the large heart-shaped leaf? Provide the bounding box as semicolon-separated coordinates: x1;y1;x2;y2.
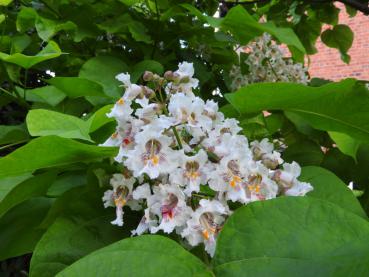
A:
0;136;117;178
213;197;369;275
27;109;92;141
16;85;66;106
79;56;128;99
47;77;108;99
302;166;366;218
225;79;369;142
16;7;77;41
0;41;62;68
321;24;353;63
57;235;212;277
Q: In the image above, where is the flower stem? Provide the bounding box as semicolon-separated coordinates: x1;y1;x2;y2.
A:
156;85;183;149
172;126;183;149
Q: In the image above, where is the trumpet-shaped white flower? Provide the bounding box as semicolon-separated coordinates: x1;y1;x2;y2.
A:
102;174;139;226
125;128;179;179
181;199;228;257
208;153;250;203
130;183;159;235
111;119;144;162
116;73;142;101
135;97;161;123
251;138;283;169
169;149;210;196
244;161;278;202
272;162;313;196
165;62;199;96
168;93;212;130
203;99;224;124
205;133;250;158
284;181;313;196
148;184;192;234
107;98;133;121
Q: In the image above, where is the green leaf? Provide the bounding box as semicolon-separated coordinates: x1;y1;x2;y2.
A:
225;80;369;142
283;140;324;166
131;60;164;83
16;85;66;106
301;166;366;218
79;56;128;99
35;17;76;41
214;197;369;275
0;0;13;6
221;6;305;59
47;77;108;99
0;41;62;69
87;105;114;133
11;34;31;54
127;21;152;44
321;24;353;64
57;235;212;277
0;173;32;201
329;131;360;161
47;171;86;197
0;123;29;145
0;197;53;260
30;185;137;277
294;17;321;54
0;171;57;218
16;7;37;32
27;109;92;141
0;136;117;178
214;256;369;276
16;7;76;41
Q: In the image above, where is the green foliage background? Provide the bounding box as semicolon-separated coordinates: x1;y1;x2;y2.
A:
0;0;368;276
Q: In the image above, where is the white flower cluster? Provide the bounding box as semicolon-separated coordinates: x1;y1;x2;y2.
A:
230;33;309;91
102;62;313;256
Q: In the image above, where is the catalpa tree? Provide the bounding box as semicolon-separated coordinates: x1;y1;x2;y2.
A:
0;0;369;276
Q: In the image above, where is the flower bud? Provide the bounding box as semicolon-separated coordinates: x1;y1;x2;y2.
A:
261;157;279;170
157;77;166;86
142;86;155;99
164;70;174;80
172;72;180;83
143;71;154;81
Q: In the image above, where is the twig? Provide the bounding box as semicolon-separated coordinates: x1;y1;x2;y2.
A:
337;0;369;15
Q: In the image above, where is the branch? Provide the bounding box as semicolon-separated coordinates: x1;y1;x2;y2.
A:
336;0;369;15
220;0;369;16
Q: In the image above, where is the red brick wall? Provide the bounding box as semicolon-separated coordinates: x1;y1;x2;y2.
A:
309;4;369;81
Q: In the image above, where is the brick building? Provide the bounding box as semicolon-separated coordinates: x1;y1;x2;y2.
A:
309;5;369;81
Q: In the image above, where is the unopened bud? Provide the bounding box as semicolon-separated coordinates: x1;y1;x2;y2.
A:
142;86;155;98
157;77;166;86
262;157;279;170
143;71;153;81
172;72;180;83
164;70;174;80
